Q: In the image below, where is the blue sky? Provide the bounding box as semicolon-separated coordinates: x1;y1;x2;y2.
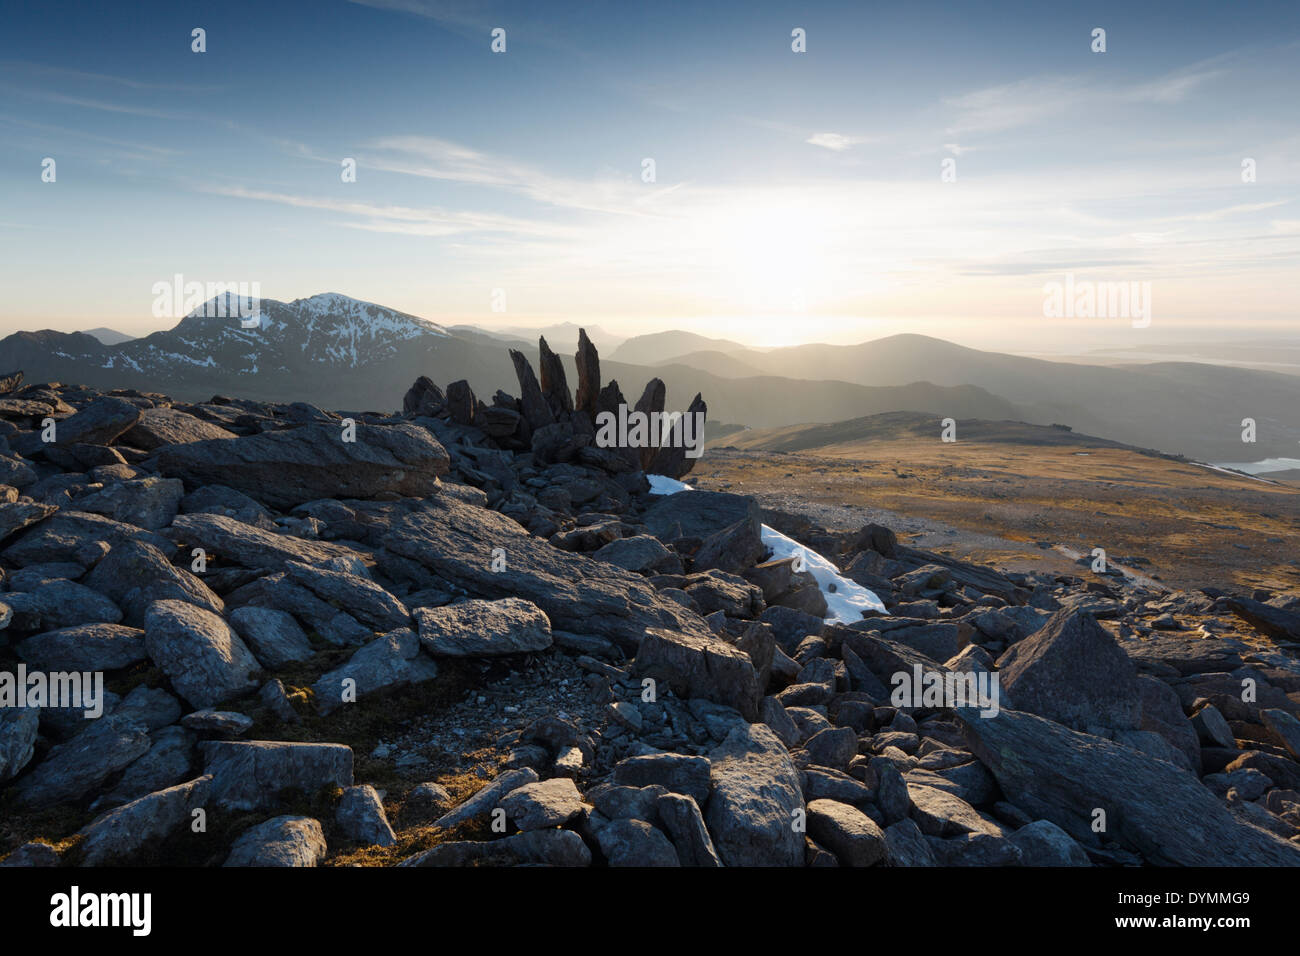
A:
1;0;1297;349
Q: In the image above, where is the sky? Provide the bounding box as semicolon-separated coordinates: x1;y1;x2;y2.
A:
1;0;1298;352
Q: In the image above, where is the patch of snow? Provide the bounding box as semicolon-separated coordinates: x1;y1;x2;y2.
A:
647;475;693;495
1195;462;1278;484
647;474;885;622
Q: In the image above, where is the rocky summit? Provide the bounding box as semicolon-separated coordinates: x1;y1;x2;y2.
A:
1;335;1300;869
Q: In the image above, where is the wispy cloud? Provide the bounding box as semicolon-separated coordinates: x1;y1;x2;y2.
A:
806;132;865;152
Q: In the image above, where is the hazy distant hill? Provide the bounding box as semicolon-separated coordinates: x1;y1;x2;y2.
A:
645;333;1300;461
80;327;136;346
649;349;765;378
609;329;749;365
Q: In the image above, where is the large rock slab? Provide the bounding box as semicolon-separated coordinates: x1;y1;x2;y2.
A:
18;623;147;672
201;740;354;811
416;598;552;657
498;777;588;831
143;599;260;709
154;422;450;509
956;706;1300;866
1228;597;1300;642
640;490;761;542
705;723;804;866
78;775;212;865
382;494;711;652
12;715;151;807
996;608;1141;732
3;511;174;566
400;829;591;867
228;606;314;668
635;627;762;721
5;580;122;631
122;406;238;450
168;512;366;570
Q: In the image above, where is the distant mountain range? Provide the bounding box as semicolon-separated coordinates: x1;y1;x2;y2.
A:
3;293;1296;462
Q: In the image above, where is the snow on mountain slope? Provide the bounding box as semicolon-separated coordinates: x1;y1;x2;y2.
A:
647;474;885;622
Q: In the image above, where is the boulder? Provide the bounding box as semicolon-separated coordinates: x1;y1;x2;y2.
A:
154;422;449;509
202;740;354;811
806;798;887;866
224;816;327;867
336;785;397;847
51;396;140;446
312;628;438;715
416;598;552;657
705;723;804;866
996;608;1141;732
144;600;260;709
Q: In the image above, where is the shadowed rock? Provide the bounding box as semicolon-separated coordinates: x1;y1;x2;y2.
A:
402;376;445;417
84;540;223;627
18;623;146;672
168;512;366;570
509;349;554;431
0;709;39;783
4;511;174;566
635;627;762;720
153;422;449;509
705;723;804;866
445;380;476;426
646;392;707;480
538;336;574;418
13;716;152;807
574;328;600;418
956;706;1300;866
78;775;212;865
52;396;141;446
633;377;666;470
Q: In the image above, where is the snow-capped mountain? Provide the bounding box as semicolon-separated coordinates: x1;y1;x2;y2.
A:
0;293;516;411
